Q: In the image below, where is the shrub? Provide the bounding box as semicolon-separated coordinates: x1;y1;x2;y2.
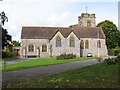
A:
117;53;120;63
2;51;14;58
6;52;14;58
114;50;119;56
2;51;7;58
113;47;120;56
104;58;117;65
56;53;76;60
97;58;102;62
117;53;120;58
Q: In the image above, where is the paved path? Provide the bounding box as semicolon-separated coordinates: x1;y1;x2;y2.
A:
2;56;116;87
0;57;56;66
1;56;116;66
0;58;39;66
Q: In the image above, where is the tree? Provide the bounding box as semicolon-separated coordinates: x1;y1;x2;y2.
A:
117;31;120;47
2;28;11;49
11;40;20;46
97;20;120;49
0;11;8;25
0;12;11;50
69;24;78;27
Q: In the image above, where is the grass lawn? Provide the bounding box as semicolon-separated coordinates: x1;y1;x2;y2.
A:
2;58;20;61
6;63;119;88
2;57;101;72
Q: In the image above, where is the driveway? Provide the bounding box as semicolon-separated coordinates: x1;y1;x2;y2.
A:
1;56;116;66
2;56;116;87
0;58;38;66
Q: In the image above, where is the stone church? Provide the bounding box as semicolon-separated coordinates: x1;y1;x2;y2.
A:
20;12;108;58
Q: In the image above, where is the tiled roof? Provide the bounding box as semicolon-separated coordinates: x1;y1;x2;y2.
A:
21;26;105;39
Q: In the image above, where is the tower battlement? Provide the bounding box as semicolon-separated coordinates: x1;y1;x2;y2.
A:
78;12;96;27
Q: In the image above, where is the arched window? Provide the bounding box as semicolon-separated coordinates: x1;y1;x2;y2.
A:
56;36;61;47
97;40;101;48
87;20;91;26
85;40;89;49
70;37;75;47
42;44;47;52
29;45;34;52
80;40;84;49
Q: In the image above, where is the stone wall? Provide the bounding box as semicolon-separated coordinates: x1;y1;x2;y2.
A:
78;13;96;27
51;31;80;57
80;38;108;57
20;33;108;58
79;17;96;27
20;39;50;58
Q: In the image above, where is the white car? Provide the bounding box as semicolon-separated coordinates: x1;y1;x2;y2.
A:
87;53;92;57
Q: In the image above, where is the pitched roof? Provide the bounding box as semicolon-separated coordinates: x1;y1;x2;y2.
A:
21;26;105;39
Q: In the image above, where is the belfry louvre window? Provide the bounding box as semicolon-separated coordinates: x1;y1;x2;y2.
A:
70;37;75;47
80;40;84;49
97;40;101;48
85;40;89;49
87;20;91;26
42;45;47;52
56;36;61;47
29;45;34;52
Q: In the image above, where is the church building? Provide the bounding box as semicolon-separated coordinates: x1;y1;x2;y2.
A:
20;12;108;58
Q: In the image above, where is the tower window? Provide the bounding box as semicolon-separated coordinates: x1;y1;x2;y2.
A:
87;20;91;26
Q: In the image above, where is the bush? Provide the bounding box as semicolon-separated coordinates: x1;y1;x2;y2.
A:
56;53;76;60
113;47;120;56
114;50;119;56
6;52;14;58
117;53;120;58
2;51;14;58
2;51;7;58
108;47;120;56
104;58;118;65
117;53;120;63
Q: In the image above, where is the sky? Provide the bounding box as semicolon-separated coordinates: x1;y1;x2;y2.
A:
0;0;119;41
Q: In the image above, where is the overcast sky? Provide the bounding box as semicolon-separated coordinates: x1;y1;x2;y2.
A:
0;0;119;41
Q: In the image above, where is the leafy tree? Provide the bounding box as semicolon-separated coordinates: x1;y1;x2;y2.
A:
69;24;78;27
5;45;10;53
97;20;120;49
0;11;8;25
0;11;12;50
2;28;11;49
117;31;120;47
11;40;20;46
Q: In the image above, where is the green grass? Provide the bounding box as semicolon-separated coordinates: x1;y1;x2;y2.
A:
2;58;20;61
7;63;119;88
2;57;101;72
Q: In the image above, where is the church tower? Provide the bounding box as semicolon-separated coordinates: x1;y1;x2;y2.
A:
78;8;96;27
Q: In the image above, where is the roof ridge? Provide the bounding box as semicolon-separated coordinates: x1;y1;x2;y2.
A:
22;26;70;29
73;26;100;28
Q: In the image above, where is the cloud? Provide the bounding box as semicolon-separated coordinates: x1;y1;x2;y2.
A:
0;0;118;41
47;12;69;26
